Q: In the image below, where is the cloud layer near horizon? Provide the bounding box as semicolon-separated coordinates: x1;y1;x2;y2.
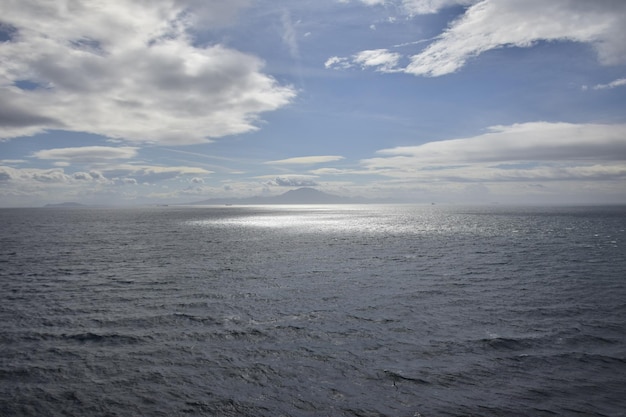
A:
362;122;626;182
0;1;295;144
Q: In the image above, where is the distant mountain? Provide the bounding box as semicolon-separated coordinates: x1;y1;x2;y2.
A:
266;187;352;204
187;187;372;205
44;202;86;208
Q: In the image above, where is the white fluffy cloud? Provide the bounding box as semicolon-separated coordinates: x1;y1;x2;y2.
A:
324;56;353;70
406;0;626;76
326;49;402;72
0;1;295;144
328;0;626;77
362;122;626;182
353;49;402;72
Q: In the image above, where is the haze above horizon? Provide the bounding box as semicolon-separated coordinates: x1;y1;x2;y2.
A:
1;0;625;207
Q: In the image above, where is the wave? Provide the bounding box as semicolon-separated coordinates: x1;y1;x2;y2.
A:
62;332;144;345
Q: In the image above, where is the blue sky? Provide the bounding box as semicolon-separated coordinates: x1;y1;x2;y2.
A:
1;0;625;206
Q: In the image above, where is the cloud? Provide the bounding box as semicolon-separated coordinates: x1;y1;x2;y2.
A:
174;0;252;28
353;49;402;72
0;163;211;187
1;162;212;195
309;167;355;175
281;9;300;59
33;146;139;162
361;122;626;182
0;93;60;128
325;56;353;70
328;0;626;77
374;122;626;163
0;161;215;206
401;0;476;15
375;163;626;182
72;171;109;182
406;0;626;76
0;166;100;185
0;1;295;144
326;50;401;72
265;155;345;165
266;176;320;187
338;0;386;5
339;0;475;13
591;78;626;90
102;164;212;183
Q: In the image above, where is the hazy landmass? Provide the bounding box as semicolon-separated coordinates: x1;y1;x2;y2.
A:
38;189;389;208
43;202;87;208
187;187;381;205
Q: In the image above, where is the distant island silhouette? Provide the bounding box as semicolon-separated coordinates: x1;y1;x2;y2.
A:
44;202;86;208
187;187;375;205
42;188;391;208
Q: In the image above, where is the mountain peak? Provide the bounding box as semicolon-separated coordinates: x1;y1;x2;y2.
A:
273;187;345;204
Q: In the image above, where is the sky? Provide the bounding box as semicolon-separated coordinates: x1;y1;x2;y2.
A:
1;0;625;207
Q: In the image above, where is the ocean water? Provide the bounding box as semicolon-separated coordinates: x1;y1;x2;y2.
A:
0;204;625;417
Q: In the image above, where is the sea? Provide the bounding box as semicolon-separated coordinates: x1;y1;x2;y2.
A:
0;204;625;417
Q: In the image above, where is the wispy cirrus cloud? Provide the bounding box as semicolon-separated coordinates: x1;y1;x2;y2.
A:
340;0;473;12
588;78;626;90
338;0;386;5
265;155;345;165
281;9;300;59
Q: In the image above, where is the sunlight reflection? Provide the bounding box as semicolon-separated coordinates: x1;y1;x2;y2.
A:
190;206;369;232
185;204;446;234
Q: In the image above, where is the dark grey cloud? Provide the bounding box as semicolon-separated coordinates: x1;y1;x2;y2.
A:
0;97;60;128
